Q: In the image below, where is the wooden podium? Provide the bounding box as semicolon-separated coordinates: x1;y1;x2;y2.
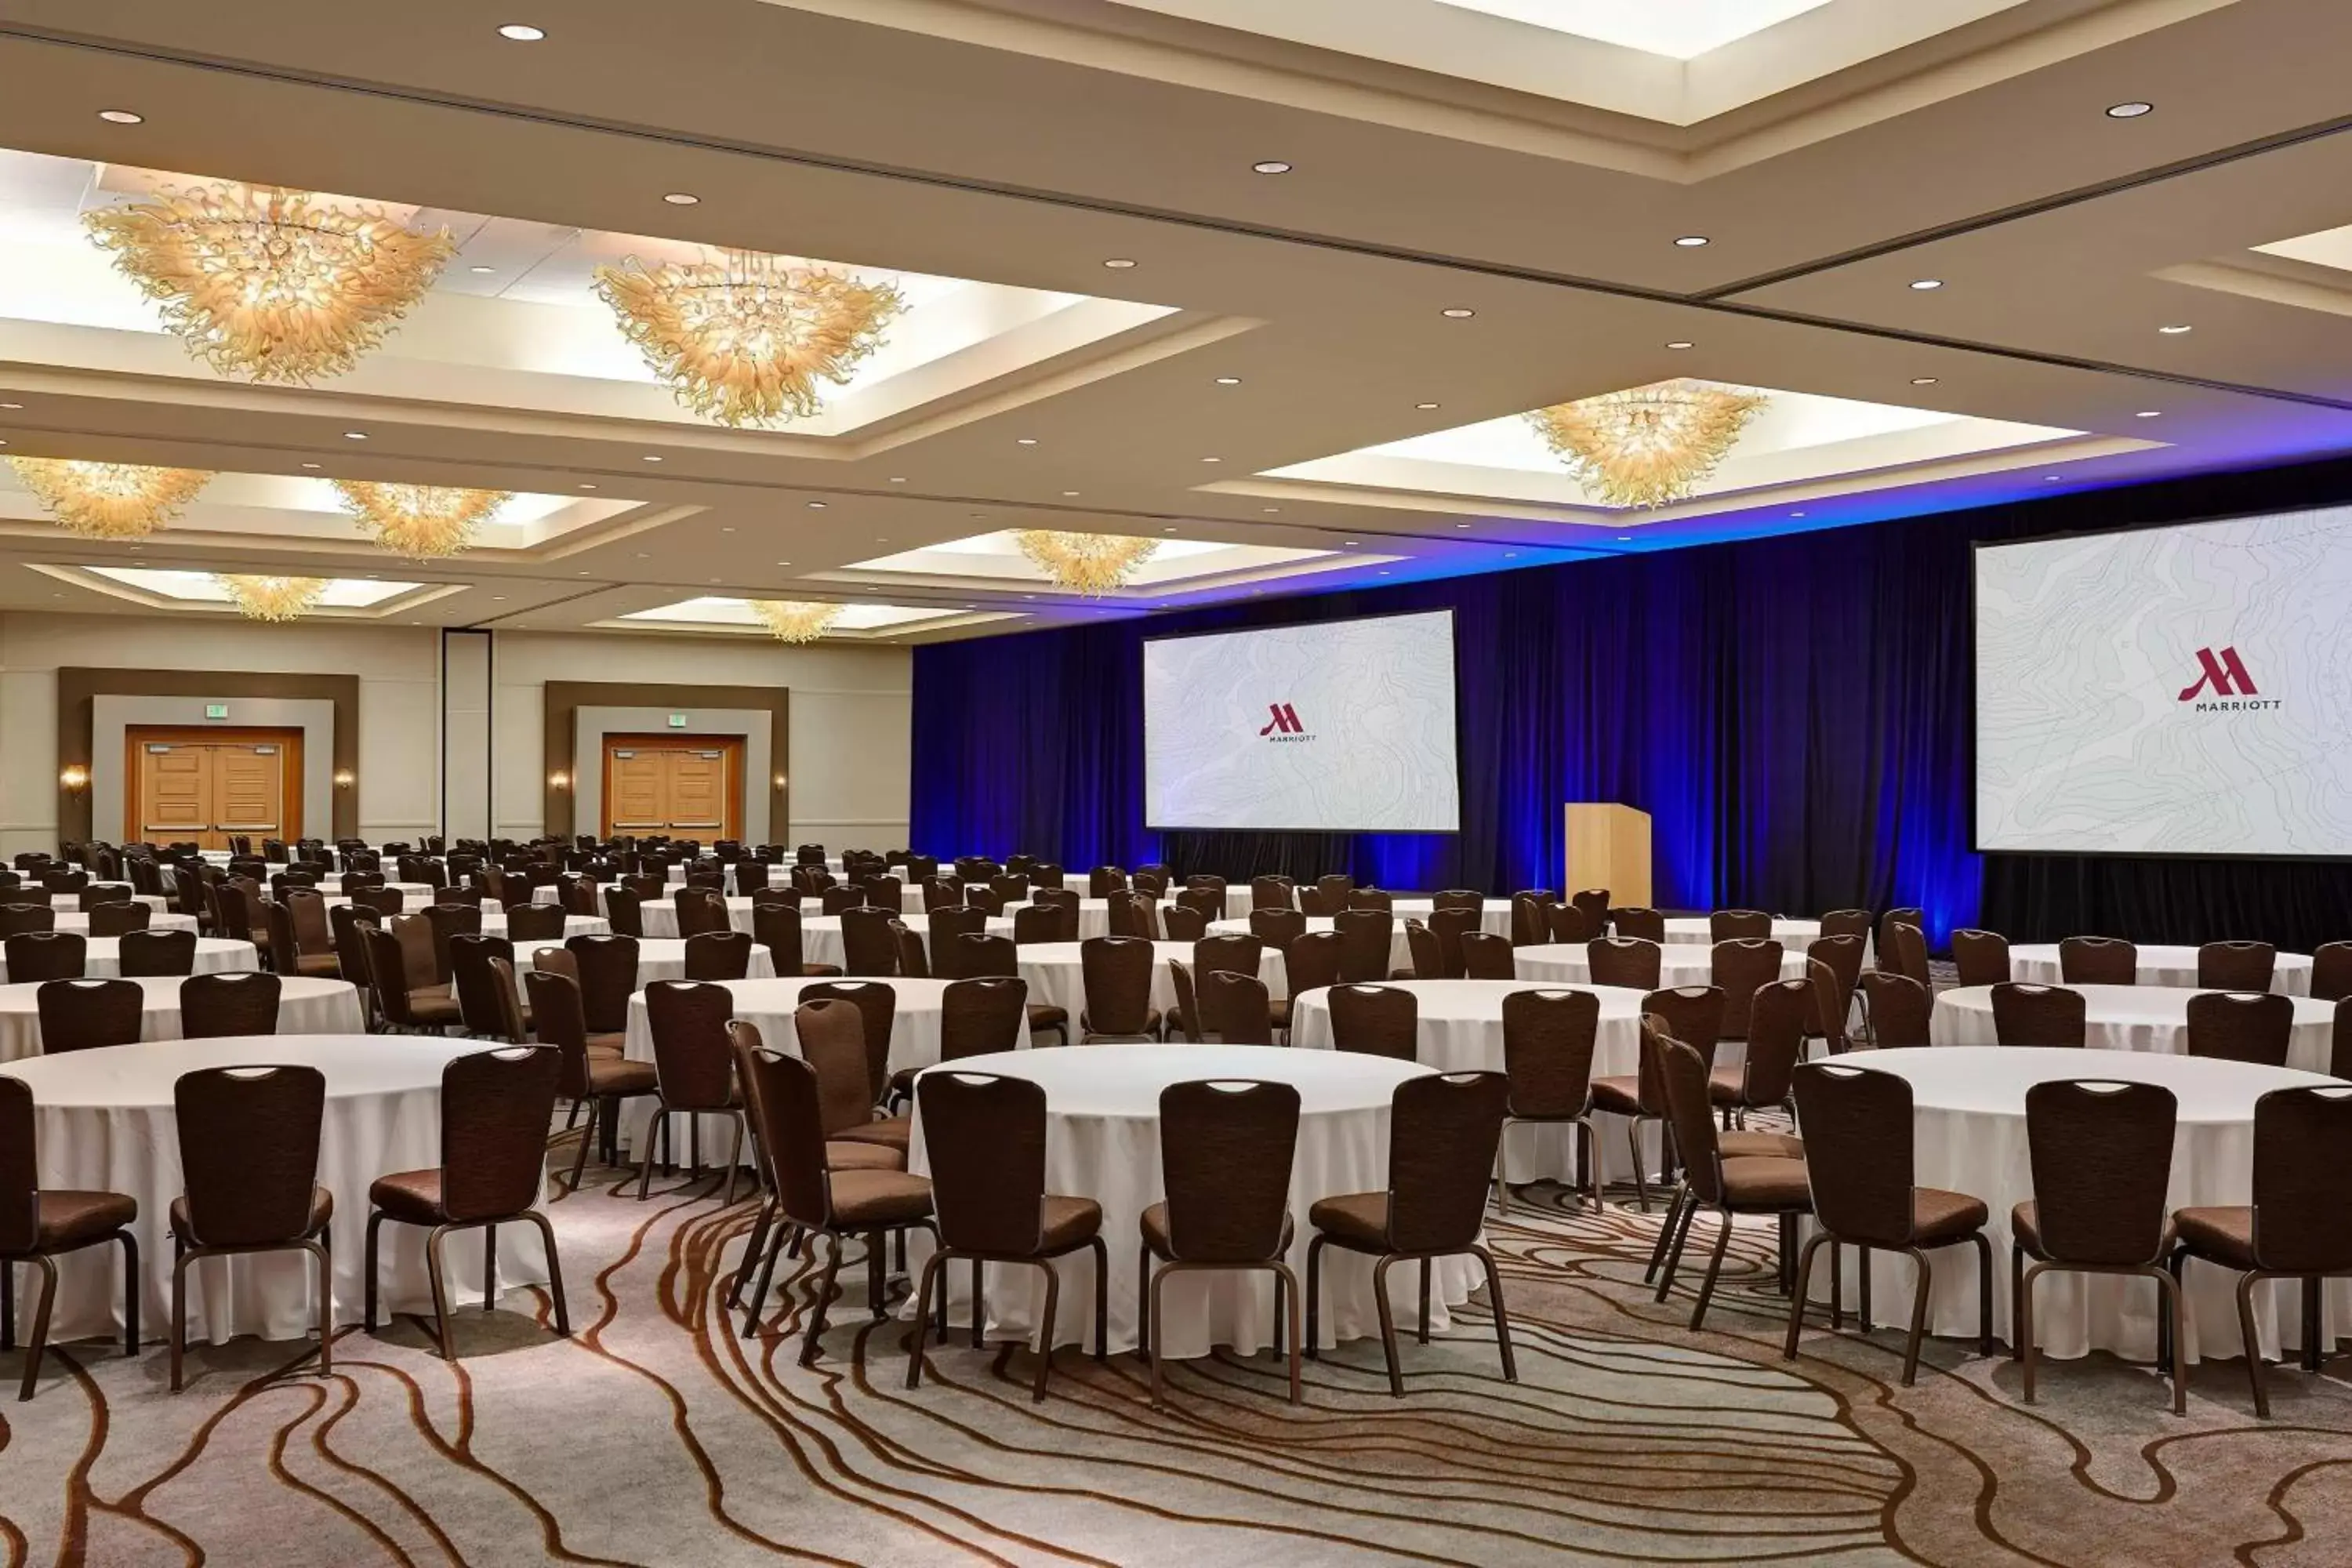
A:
1563;804;1651;905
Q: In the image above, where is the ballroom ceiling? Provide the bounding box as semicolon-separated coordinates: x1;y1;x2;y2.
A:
0;0;2346;641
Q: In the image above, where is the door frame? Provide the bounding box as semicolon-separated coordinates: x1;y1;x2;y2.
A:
124;726;307;845
599;733;745;840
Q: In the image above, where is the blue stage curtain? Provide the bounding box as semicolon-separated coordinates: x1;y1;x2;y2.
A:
912;456;2352;951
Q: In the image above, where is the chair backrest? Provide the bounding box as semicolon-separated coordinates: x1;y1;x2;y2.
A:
1196;969;1274;1044
683;930;753;981
2184;989;2293;1067
1818;909;1872;942
891;921;931;979
1431;888;1483;913
1331;909;1393;985
2250;1086;2352;1273
927;905;985;963
644;980;737;1111
1088;866;1127;898
1711;938;1784;1039
451;933;521;1038
37;977;143;1052
1249;907;1306;947
1949;928;2011;988
953;932;1018;979
263;897;304;973
1650;1030;1725;1203
1167;960;1200;1042
1080;936;1156;1033
88;901;151;938
1738;978;1811;1106
1349;888;1394;913
1544;900;1602;944
353;887;406;921
422;902;483;984
1011;904;1072;946
1250;875;1295;912
1329;983;1416;1059
1791;1061;1917;1247
1587;936;1661;990
1569;887;1611;925
1603;906;1660;943
1807;956;1853;1054
673;887;729;938
750;902;805;975
731;1030;832;1230
1156;1079;1301;1262
921;1072;1049;1254
1889;922;1932;988
1192;931;1261;981
2023;1079;2178;1266
524;967;595;1098
438;1045;561;1221
2058;935;2137;985
795;999;880;1138
118;927;198;978
0;904;55;939
1859;971;1932;1047
798;980;897;1104
5;931;85;982
1990;982;2086;1047
1638;986;1725;1112
1384;1071;1509;1251
1459;931;1515;979
1710;909;1771;942
0;1076;36;1254
172;1063;325;1247
1283;931;1341;998
1878;907;1924;958
939;976;1027;1062
1159;906;1206;942
840;906;902;978
180;970;284;1039
1501;988;1598;1118
504;902;568;943
1105;891;1159;940
602;886;644;938
567;934;641;1034
2311;942;2352;1004
2198;941;2277;992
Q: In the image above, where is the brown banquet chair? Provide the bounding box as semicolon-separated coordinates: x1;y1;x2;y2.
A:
1858;971;1933;1049
0;1076;139;1399
751;902;840;978
1332;909;1394;985
1544;900;1603;944
885;975;1026;1109
891;921;930;979
1784;1061;1991;1384
637;981;750;1202
2310;942;2352;1004
35;978;143;1054
1494;988;1600;1215
1159;906;1207;943
566;934;640;1047
503;902;568;944
87;902;151;938
1328;983;1417;1061
2185;990;2294;1068
118;927;198;978
1950;928;2012;988
1459;931;1516;980
1710;977;1809;1127
1078;936;1160;1041
683;929;754;981
1587;935;1662;990
180;970;284;1040
1711;938;1785;1043
1886;922;1932;989
2198;942;2278;993
1991;982;2086;1047
907;1070;1107;1400
5;932;85;984
525;967;659;1194
0;904;56;941
1592;986;1726;1214
1307;1070;1517;1397
2058;936;2137;985
1196;968;1276;1045
1650;1032;1813;1330
1710;909;1771;942
1610;906;1666;944
1250;906;1307;948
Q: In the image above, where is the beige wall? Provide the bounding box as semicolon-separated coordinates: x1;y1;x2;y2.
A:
0;613;913;858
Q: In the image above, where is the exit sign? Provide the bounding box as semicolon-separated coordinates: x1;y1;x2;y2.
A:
204;703;229;720
667;713;688;728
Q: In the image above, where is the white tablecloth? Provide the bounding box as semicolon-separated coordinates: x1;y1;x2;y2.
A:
1288;978;1679;1187
1514;943;1808;989
54;912;198;936
1930;984;2337;1071
802;915;1013;971
632;895;768;941
0;1035;550;1345
479;912;610;942
1662;917;1828;953
0;938;256;984
1016;940;1290;1019
1207;915;1410;978
905;1044;1476;1357
618;976;1032;1160
2008;945;2315;996
1003;898;1126;941
1809;1047;2348;1361
0;976;367;1062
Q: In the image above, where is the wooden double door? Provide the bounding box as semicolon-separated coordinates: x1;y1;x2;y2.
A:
603;735;743;839
129;728;303;850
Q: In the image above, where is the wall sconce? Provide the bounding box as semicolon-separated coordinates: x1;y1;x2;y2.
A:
59;764;89;794
332;769;355;789
772;775;786;790
549;771;572;791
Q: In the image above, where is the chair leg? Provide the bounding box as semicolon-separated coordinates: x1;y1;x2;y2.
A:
906;1251;942;1390
311;1232;333;1377
483;1224;498;1313
1031;1258;1062;1402
1492;1138;1508;1220
2155;1265;2186;1415
2020;1261;2043;1403
1655;1194;1699;1302
2009;1242;2024;1361
2236;1269;2270;1419
2303;1275;2324;1374
425;1226;456;1361
1147;1261;1171;1410
1370;1254;1404;1396
1089;1238;1109;1362
524;1210;569;1336
363;1213;386;1332
1305;1236;1325;1360
15;1255;56;1401
1784;1233;1827;1360
169;1246;191;1392
742;1218;786;1340
118;1231;140;1355
867;1230;887;1320
1859;1245;1873;1333
567;1098;599;1194
1272;1261;1304;1403
636;1107;660;1200
729;1197;775;1310
1472;1245;1515;1383
1644;1184;1686;1284
723;1115;746;1209
1969;1233;1993;1357
1;1259;12;1350
1417;1258;1431;1345
799;1232;844;1368
1900;1247;1933;1387
971;1257;985;1348
1626;1120;1650;1212
1689;1209;1734;1331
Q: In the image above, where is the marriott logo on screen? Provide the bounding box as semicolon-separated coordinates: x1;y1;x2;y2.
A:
2177;646;2281;713
1257;702;1313;742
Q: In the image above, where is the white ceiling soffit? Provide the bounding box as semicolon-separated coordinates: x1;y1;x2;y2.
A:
607;596;1023;638
826;529;1380;597
29;562;467;617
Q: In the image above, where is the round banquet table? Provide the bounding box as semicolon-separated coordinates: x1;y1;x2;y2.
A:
617;976;1033;1160
1207;915;1411;978
54;911;198;936
1001;898;1131;941
46;893;172;914
801;914;1012;971
478;910;610;942
0;975;366;1062
1016;940;1289;1018
1514;943;1808;989
902;1044;1479;1357
0;1035;550;1346
1930;984;2337;1072
628;895;768;941
0;937;256;984
509;938;775;988
1661;917;1830;954
1288;978;1691;1187
1807;1047;2348;1362
2007;945;2315;996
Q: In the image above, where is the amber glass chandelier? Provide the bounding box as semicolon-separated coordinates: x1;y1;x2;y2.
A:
1524;379;1766;507
1013;530;1159;595
746;600;844;643
593;249;903;426
85;181;456;383
212;574;328;622
6;457;212;539
332;481;509;559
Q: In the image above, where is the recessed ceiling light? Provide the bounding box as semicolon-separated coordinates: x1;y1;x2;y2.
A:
662;192;699;205
496;23;546;40
1911;376;1939;385
807;500;827;509
1454;523;1471;529
2106;101;2154;118
776;560;791;566
0;402;20;409
97;110;143;125
1616;535;1633;542
2158;323;2193;335
635;553;650;559
1440;307;1475;319
1377;571;1391;576
1015;437;1038;446
1343;539;1358;546
491;596;507;601
888;476;906;483
578;482;597;490
1062;490;1080;497
577;571;590;576
1790;510;1806;517
2136;409;2162;418
720;526;735;533
1101;258;1137;270
1164;527;1178;534
1415;401;1440;410
1909;278;1944;291
1200;456;1221;463
1251;160;1293;175
299;462;322;470
1214;376;1242;386
343;430;368;440
469;265;496;274
1664;341;1693;350
1674;235;1710;248
1261;506;1280;514
2044;474;2061;481
642;454;662;462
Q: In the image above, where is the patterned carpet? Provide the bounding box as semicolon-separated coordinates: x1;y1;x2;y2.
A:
7;1149;2352;1566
